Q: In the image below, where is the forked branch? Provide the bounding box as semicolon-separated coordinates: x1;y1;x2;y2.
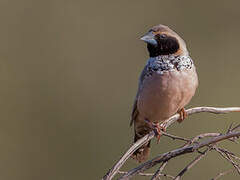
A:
102;107;240;180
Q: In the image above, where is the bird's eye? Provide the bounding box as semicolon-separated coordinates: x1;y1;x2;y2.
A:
160;34;167;39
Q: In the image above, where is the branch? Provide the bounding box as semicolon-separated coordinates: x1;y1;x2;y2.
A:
211;169;234;180
216;147;240;161
102;107;240;180
118;131;240;180
173;148;210;180
183;133;221;148
213;146;240;175
151;161;168;180
162;132;190;142
118;171;174;179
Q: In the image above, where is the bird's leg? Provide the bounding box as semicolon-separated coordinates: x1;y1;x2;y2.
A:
177;108;188;123
155;123;166;143
144;119;166;143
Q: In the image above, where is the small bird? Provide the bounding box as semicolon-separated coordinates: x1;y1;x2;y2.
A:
131;24;198;162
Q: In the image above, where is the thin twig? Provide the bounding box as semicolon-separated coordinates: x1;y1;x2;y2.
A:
211;169;234;180
162;132;190;142
173;148;210;180
151;161;168;180
225;153;240;175
102;107;240;180
191;133;221;143
230;154;240;161
229;124;240;132
182;133;221;148
217;147;235;156
227;123;240;143
214;146;240;161
213;147;240;175
118;171;154;176
118;171;174;179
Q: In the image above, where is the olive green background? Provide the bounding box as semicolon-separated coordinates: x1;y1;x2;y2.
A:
0;0;240;180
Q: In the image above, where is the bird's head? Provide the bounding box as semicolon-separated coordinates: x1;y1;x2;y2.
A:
141;24;188;57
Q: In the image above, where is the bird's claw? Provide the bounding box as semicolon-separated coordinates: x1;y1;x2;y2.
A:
177;108;187;123
144;119;166;143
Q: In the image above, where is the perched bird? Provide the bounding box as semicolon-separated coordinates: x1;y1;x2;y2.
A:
131;24;198;162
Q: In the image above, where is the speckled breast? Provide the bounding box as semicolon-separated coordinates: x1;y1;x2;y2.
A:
137;55;198;123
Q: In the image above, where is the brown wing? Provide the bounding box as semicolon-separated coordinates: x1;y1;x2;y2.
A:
130;65;148;126
130;97;138;126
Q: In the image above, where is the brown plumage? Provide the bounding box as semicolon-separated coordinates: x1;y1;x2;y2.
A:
131;24;198;162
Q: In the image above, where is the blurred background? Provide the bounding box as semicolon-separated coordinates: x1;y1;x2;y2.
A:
0;0;240;179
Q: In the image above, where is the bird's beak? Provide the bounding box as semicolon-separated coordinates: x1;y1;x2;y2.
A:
140;31;158;46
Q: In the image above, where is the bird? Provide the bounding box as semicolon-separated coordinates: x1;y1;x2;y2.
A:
130;24;198;163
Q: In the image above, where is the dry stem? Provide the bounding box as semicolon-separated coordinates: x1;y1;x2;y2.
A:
211;169;234;180
151;161;168;180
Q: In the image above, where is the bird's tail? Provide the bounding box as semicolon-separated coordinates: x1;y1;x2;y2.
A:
131;132;151;163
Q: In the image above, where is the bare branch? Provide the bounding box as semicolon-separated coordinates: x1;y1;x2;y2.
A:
102;107;240;180
225;153;240;175
118;131;240;180
213;146;240;175
229;153;240;161
151;161;168;180
162;107;240;129
118;171;174;179
173;148;210;180
182;133;221;148
118;171;154;176
217;147;235;156
211;169;234;180
214;146;240;162
226;123;240;143
162;132;190;142
229;123;240;132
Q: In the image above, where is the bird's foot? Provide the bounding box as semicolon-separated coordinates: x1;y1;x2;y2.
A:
177;108;188;123
144;119;166;143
